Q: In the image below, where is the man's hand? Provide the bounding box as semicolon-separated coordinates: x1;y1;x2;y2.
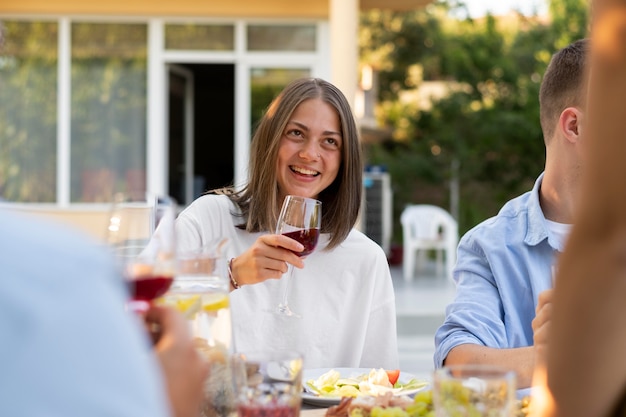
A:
146;305;209;417
532;289;554;365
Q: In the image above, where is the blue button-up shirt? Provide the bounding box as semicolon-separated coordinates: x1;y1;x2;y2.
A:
434;173;558;367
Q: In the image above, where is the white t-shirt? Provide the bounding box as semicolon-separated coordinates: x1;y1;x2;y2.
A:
544;218;573;253
0;211;170;417
175;194;399;369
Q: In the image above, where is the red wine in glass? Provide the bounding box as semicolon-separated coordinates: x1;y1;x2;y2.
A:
282;228;320;257
128;275;174;301
106;192;177;314
274;196;322;317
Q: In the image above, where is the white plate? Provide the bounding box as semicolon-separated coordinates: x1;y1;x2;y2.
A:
301;368;429;407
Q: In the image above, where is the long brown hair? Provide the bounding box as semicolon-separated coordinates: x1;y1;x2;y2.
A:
218;78;362;250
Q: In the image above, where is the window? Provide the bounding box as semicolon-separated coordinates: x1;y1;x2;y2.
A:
0;21;58;202
247;25;316;51
0;18;325;204
165;24;234;51
70;23;147;202
250;67;310;128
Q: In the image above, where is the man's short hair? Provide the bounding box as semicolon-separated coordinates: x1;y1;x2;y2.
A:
539;39;588;143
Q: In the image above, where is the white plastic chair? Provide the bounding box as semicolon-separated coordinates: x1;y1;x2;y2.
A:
400;204;458;281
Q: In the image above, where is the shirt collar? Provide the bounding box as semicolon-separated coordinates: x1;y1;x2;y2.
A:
524;172;554;248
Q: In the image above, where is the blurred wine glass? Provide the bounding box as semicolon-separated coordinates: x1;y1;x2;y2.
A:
273;195;321;318
106;192;177;313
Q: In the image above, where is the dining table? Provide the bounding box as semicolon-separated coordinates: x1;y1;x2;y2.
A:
301;407;327;417
297;390;532;417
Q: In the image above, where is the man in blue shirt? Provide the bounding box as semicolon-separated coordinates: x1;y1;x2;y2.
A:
0;209;208;417
434;39;588;389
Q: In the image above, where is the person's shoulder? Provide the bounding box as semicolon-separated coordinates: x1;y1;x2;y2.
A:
0;210;120;301
344;228;375;244
465;190;533;235
458;190;535;254
179;193;239;218
339;228;387;256
1;210;104;258
496;190;534;218
184;193;232;210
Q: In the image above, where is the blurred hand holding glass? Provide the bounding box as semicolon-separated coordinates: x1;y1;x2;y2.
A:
106;193;177;313
159;240;234;417
433;365;515;417
232;351;303;417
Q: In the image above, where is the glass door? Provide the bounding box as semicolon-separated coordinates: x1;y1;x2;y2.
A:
167;64;194;206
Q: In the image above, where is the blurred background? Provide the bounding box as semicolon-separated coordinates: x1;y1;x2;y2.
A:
0;0;588;249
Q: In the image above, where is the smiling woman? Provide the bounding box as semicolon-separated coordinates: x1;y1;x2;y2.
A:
175;77;399;370
276;98;342;202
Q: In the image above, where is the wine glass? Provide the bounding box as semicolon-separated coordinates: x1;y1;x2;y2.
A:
106;192;177;313
274;195;321;317
433;365;516;416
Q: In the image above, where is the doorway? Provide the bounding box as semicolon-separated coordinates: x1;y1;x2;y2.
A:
168;63;235;206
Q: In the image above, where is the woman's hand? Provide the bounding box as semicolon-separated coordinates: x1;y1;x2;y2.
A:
230;234;305;286
146;305;209;417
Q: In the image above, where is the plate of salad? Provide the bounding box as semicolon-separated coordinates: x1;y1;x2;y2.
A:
301;368;429;407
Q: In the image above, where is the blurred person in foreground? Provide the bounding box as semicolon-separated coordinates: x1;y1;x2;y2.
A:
434;38;589;389
531;1;626;416
0;210;207;417
175;78;398;369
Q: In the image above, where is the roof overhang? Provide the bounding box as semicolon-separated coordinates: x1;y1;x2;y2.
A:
360;0;434;11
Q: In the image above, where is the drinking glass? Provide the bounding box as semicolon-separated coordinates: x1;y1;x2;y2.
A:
432;365;516;417
105;192;177;313
231;350;303;417
160;241;234;417
274;195;321;318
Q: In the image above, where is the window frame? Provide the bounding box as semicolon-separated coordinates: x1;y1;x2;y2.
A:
0;15;330;206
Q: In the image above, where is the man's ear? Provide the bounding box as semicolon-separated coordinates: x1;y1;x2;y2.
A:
559;107;583;143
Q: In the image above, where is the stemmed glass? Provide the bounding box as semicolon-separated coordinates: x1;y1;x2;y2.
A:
106;192;177;313
274;195;321;318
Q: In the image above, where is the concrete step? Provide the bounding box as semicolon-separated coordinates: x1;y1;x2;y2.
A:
396;313;445;336
397;334;436;377
389;261;452;377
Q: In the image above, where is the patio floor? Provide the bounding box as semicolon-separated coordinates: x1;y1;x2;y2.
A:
390;261;456;378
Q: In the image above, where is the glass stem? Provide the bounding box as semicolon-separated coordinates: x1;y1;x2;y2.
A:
279;264;294;310
277;264;300;317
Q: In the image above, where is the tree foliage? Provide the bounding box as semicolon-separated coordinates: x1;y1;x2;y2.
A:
549;0;589;48
0;21;58;202
360;0;589;238
0;21;149;203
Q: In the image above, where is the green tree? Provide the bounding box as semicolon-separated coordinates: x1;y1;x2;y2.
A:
549;0;589;48
0;21;58;202
360;0;589;238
